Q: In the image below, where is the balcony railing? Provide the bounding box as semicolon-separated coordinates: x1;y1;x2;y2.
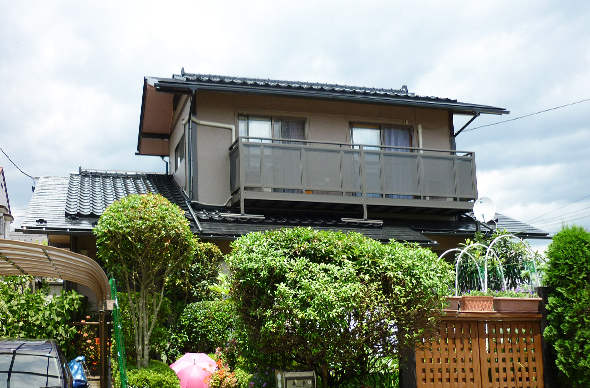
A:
229;137;477;216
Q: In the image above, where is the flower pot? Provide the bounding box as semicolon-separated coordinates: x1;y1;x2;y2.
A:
493;297;541;313
460;295;493;311
444;296;462;311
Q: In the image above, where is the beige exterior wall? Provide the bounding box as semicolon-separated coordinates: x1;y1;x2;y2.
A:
170;96;190;193
173;90;454;205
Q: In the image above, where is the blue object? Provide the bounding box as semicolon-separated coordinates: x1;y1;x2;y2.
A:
69;356;88;387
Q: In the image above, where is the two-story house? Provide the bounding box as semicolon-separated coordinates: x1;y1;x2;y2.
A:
135;71;547;253
20;71;548;258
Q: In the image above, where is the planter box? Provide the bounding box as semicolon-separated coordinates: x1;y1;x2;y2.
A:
460;295;493;311
444;296;462;311
493;297;541;313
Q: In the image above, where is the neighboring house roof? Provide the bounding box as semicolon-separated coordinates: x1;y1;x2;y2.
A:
0;167;13;221
19;170;548;243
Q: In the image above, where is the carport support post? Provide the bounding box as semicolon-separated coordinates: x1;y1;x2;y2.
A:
100;308;108;388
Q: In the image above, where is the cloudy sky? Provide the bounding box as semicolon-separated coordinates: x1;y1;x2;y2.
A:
2;0;589;250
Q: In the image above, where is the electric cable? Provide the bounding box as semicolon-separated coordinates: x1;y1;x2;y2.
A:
526;193;590;223
531;212;590;229
464;98;590;133
532;205;590;226
0;146;36;189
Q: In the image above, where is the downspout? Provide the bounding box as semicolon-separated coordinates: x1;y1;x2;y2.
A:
188;90;196;201
417;124;423;152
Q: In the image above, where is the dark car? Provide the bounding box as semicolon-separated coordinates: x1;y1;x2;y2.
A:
0;339;84;388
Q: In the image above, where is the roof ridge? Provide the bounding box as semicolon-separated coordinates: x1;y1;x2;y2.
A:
174;70;418;98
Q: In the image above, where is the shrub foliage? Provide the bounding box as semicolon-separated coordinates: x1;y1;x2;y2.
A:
112;359;180;388
228;227;452;387
544;225;590;387
0;276;82;358
168;299;235;359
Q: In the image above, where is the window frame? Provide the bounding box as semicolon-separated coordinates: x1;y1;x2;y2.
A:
350;122;414;150
174;132;185;172
237;115;307;142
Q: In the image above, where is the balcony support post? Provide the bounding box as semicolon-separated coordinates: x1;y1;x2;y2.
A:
360;145;368;220
239;138;246;215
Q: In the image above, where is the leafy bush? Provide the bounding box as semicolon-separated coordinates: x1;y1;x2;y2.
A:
167;242;224;311
544;225;590;387
168;299;235;360
0;276;82;358
112;359;180;388
228;227;452;387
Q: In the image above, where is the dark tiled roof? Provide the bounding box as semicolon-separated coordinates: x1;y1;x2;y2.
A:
65;170;192;218
20;171;197;234
149;71;509;116
193;208;433;244
177;72;418;99
20;170;547;242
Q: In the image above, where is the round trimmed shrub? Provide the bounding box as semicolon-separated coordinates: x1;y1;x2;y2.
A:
169;299;235;359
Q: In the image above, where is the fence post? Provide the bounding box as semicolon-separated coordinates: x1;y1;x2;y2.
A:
399;346;417;388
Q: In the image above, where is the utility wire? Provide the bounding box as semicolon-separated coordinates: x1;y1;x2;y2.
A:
0;146;36;182
526;193;590;223
532;205;590;226
464;98;590;133
531;212;590;229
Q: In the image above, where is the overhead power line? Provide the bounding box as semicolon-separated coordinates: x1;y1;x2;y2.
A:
531;212;590;229
464;98;590;133
526;193;590;224
532;205;590;226
0;146;36;185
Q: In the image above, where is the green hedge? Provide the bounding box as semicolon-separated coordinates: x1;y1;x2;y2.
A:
168;299;235;360
544;225;590;387
112;360;180;388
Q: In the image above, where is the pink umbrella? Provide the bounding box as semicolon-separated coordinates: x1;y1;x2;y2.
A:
170;353;217;388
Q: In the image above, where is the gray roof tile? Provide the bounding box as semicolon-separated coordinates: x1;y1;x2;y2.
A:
20;170;196;234
149;72;509;116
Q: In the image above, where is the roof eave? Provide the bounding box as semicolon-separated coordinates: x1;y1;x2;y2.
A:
152;78;509;116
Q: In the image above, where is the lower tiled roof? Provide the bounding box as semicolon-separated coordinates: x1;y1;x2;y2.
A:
19;170;548;243
20;170;196;234
193;208;432;243
65;170;192;218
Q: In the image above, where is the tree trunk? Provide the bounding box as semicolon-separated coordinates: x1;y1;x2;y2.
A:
321;362;328;388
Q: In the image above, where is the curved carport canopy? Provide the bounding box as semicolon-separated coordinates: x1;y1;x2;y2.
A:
0;238;111;304
0;238;112;388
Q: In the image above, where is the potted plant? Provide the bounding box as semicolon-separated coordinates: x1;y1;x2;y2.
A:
444;295;462;311
490;289;541;313
460;291;494;311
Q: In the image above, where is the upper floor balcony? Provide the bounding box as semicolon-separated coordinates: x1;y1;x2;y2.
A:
229;137;477;218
